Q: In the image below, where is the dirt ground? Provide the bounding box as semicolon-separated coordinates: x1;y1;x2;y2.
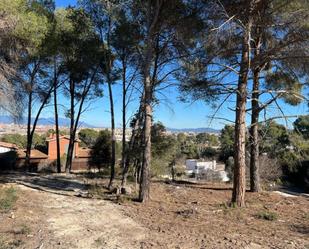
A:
0;173;308;249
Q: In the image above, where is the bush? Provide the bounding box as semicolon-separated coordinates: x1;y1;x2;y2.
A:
282;160;309;192
256;211;278;221
38;160;56;173
200;147;217;159
89;130;112;171
259;155;282;183
0;187;18;212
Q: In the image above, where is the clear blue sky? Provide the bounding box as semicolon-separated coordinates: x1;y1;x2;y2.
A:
55;0;77;7
42;0;308;130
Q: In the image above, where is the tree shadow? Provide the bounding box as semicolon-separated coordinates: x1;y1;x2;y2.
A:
0;172;88;196
165;179;233;191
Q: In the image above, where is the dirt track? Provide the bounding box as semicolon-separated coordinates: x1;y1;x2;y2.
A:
0;174;308;249
1;182;146;249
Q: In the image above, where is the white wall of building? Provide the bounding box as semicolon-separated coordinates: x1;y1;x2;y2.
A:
0;147;11;153
185;160;216;174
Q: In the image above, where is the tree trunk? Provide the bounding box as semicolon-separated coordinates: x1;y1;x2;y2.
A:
108;80;116;189
25;90;33;171
54;84;61;173
121;100;143;190
26;85;54;172
121;62;127;173
250;34;262;192
249;82;260;192
232;13;252;207
249;29;263;192
139;80;152;202
65;80;75;173
65;137;75;173
138;0;160;202
65;71;96;173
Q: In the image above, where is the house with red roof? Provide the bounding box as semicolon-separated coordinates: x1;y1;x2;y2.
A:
0;134;92;171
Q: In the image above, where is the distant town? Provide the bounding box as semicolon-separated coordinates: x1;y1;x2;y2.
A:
0;115;220;141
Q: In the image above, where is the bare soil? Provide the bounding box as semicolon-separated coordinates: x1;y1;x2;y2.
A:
0;173;308;249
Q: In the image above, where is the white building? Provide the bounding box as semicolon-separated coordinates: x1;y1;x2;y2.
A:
185;159;229;182
185;159;216;174
0;142;18;153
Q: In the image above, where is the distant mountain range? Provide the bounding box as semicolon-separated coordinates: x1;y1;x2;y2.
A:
167;127;220;134
0;115;220;133
0;115;95;128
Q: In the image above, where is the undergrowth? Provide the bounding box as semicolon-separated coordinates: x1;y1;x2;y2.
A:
0;187;18;212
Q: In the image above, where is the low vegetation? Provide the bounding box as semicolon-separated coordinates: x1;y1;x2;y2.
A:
256;211;278;221
0;187;17;212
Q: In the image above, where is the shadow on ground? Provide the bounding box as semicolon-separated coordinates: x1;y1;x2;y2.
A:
165;179;233;191
0;172;88;195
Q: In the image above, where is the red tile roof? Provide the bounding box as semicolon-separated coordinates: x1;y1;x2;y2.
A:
46;135;80;142
17;149;48;159
0;141;18;149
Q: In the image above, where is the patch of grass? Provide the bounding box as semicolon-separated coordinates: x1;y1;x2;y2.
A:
230;202;237;208
88;184;107;197
219;202;229;209
256;211;278;221
126;175;136;183
93;237;106;247
0;238;23;249
0;187;18;212
116;195;133;204
14;224;31;235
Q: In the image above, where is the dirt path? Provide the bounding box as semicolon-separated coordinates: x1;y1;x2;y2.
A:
2;183;146;249
1;174;308;249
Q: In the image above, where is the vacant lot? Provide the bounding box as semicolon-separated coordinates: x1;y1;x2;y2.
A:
0;173;308;249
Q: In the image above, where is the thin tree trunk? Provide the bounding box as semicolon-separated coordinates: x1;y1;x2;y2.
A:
139;79;152;202
26;85;54;172
65;70;97;173
65;80;75;173
121;100;143;190
25;64;39;172
103;15;116;189
232;12;253;207
25;90;32;171
250;34;262;192
138;0;160;202
121;62;127;174
65;138;75;173
66;91;89;174
54;82;61;173
108;80;116;189
249;72;260;192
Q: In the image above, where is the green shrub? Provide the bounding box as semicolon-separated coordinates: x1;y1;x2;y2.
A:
0;187;18;212
256;211;278;221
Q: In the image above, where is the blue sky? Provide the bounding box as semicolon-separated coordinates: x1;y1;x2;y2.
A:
55;0;77;7
41;0;308;130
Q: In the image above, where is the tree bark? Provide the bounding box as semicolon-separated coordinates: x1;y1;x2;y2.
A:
65;70;97;173
25;90;33;171
232;10;253;207
26;86;54;172
108;79;116;189
249;34;262;192
121;100;143;190
121;61;127;174
65;79;75;173
139;77;152;202
54;81;61;173
249;70;261;192
138;0;160;203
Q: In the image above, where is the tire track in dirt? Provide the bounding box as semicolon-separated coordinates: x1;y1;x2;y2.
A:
19;185;146;249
